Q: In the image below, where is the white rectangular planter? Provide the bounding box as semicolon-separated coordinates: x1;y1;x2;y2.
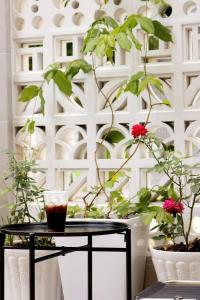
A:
55;217;149;300
5;249;63;300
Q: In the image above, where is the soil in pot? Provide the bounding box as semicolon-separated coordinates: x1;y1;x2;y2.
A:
157;238;200;252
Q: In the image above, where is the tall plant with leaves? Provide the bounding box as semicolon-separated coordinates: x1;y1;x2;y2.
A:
18;0;173;217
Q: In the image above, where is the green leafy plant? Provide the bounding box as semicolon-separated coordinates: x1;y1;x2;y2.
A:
17;0;173;219
1;154;52;246
129;124;200;250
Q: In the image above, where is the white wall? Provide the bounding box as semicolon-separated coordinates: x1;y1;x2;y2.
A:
0;0;12;217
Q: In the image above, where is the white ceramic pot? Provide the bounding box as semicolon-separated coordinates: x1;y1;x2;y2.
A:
5;249;63;300
55;216;149;300
151;247;200;281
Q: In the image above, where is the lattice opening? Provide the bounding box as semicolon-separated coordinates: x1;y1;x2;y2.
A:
16;84;43;115
55;125;87;160
15;126;46;160
55;169;87;200
55;36;83;62
15;41;44;72
139;30;172;63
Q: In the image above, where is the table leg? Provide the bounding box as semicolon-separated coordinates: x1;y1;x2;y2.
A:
88;235;93;300
126;229;132;300
0;233;5;300
29;234;35;300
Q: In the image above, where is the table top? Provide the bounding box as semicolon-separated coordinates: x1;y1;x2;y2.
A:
1;221;129;237
137;281;200;299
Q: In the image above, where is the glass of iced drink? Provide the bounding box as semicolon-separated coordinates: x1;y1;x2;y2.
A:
44;191;68;231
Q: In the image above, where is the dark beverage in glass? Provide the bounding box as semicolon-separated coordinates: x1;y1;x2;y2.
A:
45;204;67;231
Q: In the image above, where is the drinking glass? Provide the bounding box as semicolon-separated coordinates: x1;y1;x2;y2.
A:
44;191;68;231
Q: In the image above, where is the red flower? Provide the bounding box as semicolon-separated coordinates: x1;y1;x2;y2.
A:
163;198;184;215
163;198;175;214
131;124;148;138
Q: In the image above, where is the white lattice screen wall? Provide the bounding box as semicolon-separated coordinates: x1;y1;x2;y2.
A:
11;0;200;202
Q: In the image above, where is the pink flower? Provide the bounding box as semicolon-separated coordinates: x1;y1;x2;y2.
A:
163;198;184;215
131;124;148;138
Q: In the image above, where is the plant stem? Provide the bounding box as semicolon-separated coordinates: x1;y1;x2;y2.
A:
185;193;197;249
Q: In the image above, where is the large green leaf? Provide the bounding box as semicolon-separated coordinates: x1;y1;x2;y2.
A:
126;29;142;50
44;69;57;83
18;85;40;102
95;41;107;56
125;80;139;95
136;15;154;34
53;70;72;96
103;16;118;29
153;20;172;42
66;59;92;79
116;32;132;51
130;71;145;81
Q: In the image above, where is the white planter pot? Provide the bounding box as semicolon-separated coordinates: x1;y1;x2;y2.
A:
151;247;200;281
55;217;149;300
5;249;63;300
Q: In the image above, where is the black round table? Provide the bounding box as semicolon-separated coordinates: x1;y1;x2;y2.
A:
0;221;132;300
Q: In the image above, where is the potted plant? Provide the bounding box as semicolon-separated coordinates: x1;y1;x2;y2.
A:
128;125;200;281
1;154;63;300
16;0;173;297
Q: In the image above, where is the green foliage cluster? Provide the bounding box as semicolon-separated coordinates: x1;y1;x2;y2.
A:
129;131;200;248
1;155;52;246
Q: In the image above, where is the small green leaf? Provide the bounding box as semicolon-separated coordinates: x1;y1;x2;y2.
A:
153;20;173;42
162;98;171;107
149;36;159;50
18;85;40;102
28;120;35;135
105;180;115;188
39;88;45;116
115;85;124;99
